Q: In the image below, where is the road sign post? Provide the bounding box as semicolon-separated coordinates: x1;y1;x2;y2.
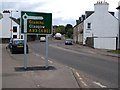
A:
21;11;52;69
45;35;48;68
23;13;28;69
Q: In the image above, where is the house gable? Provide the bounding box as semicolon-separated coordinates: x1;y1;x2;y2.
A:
83;1;118;50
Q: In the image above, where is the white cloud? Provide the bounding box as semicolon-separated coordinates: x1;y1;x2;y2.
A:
0;0;119;26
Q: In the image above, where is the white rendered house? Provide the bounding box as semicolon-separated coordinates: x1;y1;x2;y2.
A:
0;10;23;42
83;1;119;50
0;11;11;39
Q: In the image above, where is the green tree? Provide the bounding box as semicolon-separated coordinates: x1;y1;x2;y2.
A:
55;25;65;34
65;24;73;38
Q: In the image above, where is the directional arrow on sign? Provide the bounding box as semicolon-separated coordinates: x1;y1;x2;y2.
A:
23;13;44;20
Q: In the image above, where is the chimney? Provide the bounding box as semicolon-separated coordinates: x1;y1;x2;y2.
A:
94;1;109;13
3;10;10;13
76;20;79;25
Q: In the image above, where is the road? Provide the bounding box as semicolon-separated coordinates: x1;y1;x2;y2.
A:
29;39;118;88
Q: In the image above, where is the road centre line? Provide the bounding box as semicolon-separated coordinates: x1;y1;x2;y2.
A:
93;81;107;88
35;53;40;57
48;60;53;63
41;57;45;59
49;45;87;55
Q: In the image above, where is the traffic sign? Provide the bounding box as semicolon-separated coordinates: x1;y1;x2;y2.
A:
21;11;52;34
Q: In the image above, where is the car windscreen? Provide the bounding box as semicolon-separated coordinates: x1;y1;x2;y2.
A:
66;39;72;41
13;40;24;45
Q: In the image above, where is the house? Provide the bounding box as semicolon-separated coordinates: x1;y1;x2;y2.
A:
0;10;23;43
83;1;119;50
9;17;23;39
0;10;11;43
73;15;85;44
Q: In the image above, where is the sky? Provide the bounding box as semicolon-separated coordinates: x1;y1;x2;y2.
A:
0;0;119;26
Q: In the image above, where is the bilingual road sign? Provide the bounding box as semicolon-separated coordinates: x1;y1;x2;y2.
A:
21;11;52;34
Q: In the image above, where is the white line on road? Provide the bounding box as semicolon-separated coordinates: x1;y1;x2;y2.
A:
75;72;88;87
35;53;40;57
79;77;82;80
93;81;107;88
48;60;53;63
41;57;45;59
76;72;80;77
36;84;40;87
81;81;88;87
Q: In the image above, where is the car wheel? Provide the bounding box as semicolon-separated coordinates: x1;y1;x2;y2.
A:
11;49;14;54
27;50;29;54
27;48;29;54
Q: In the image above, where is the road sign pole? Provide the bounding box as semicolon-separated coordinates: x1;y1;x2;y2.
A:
45;35;48;68
24;33;27;69
23;14;27;69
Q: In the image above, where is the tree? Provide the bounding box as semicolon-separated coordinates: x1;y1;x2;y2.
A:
65;24;73;38
53;25;65;34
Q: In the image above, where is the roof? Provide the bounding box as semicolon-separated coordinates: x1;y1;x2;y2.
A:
116;6;120;9
109;12;114;16
85;11;94;18
9;17;20;25
74;10;115;27
3;10;10;13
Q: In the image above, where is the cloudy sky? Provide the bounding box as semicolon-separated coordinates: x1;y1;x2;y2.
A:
0;0;119;26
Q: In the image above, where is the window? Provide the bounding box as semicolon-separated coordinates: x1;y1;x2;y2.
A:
87;23;91;29
13;35;17;38
13;26;17;32
21;35;23;39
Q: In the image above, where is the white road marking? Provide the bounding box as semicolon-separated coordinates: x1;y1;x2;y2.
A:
41;57;45;59
37;84;40;87
81;81;88;86
79;77;82;80
76;72;80;77
93;81;107;88
48;60;53;63
75;72;88;87
35;53;40;57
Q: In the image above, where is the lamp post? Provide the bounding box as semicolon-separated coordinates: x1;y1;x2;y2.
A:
10;10;18;39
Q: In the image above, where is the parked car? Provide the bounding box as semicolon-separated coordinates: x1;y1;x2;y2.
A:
40;37;46;42
65;39;73;45
10;39;29;54
8;38;13;49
